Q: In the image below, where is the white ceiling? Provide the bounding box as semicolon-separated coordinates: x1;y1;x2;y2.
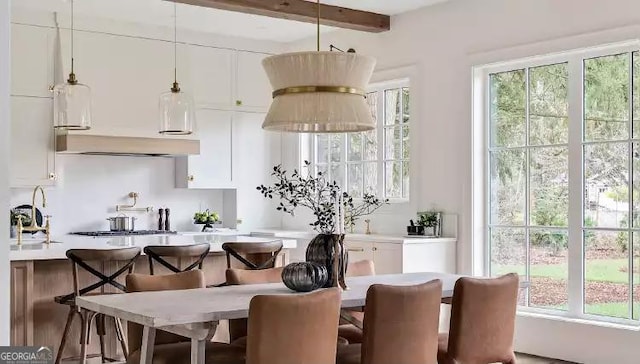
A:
12;0;448;42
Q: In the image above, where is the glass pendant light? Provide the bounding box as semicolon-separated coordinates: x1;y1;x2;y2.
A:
53;0;92;131
261;0;376;133
159;1;195;135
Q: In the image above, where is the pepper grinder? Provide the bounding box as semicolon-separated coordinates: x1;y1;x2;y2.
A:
158;208;165;231
164;208;171;231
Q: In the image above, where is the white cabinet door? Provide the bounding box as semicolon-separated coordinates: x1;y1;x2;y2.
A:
175;109;233;189
233;112;281;230
183;45;233;110
372;243;403;274
10;97;55;187
235;51;272;112
344;241;375;265
11;24;54;98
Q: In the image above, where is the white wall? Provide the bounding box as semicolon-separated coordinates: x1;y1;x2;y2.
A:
0;0;10;346
285;0;640;362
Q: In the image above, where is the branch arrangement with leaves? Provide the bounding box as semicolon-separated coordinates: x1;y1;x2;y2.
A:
257;161;388;234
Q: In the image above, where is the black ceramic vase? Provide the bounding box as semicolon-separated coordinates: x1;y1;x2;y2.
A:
305;234;348;288
281;262;328;292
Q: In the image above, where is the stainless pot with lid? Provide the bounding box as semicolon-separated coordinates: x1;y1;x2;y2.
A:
107;214;136;231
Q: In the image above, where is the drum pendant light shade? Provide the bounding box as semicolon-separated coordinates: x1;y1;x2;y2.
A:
261;51;376;133
159;87;195;135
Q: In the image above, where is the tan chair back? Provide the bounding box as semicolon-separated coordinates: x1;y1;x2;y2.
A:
361;280;442;364
125;270;206;354
447;273;520;363
225;267;283;341
246;288;341;364
346;260;375;277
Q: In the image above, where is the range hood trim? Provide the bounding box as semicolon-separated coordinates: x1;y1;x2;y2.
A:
56;134;200;156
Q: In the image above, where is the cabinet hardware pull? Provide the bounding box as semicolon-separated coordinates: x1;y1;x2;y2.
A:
49;85;54;92
372;247;377;251
49;173;57;180
188;175;194;182
235;100;242;106
348;248;365;252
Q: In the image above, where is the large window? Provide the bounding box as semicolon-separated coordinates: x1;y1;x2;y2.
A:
484;44;640;323
309;80;410;200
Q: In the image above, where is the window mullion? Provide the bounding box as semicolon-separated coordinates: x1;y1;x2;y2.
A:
627;51;634;320
567;56;585;317
525;68;531;306
377;91;385;197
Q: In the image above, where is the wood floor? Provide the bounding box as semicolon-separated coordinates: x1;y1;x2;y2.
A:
517;353;579;364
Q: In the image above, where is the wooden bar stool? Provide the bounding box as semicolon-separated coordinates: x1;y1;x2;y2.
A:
222;241;283;270
143;244;210;275
54;247;141;364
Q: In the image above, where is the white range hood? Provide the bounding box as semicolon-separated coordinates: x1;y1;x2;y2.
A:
56;134;200;156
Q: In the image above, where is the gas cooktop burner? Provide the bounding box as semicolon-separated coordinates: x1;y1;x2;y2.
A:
71;230;178;237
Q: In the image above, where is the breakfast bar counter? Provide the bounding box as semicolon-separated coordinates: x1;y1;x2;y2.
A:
9;233;296;359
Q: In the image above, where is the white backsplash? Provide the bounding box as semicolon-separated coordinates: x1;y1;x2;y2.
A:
10;154;225;235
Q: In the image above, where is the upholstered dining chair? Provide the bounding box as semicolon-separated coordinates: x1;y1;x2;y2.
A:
336;280;442;364
225;267;284;344
126;270;245;364
246;288;342;364
338;260;376;344
437;273;520;364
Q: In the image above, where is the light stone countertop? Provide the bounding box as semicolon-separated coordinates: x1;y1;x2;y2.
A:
251;228;457;244
9;233;297;261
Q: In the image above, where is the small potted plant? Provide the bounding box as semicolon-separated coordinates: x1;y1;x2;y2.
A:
417;210;442;237
193;210;220;232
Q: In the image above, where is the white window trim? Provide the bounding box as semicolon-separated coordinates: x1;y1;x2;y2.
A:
473;40;640;325
301;77;411;203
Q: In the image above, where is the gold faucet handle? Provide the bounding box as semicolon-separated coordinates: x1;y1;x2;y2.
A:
44;215;52;244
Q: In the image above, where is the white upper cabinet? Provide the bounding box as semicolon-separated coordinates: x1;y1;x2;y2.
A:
176;109;233;189
235;51;273;112
62;29;174;137
11;24;54;98
10;97;56;187
182;46;234;110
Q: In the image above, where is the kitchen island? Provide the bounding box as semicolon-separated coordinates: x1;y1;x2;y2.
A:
9;233;296;359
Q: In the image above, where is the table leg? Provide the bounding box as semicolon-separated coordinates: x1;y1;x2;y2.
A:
191;339;205;364
340;309;363;331
139;326;156;364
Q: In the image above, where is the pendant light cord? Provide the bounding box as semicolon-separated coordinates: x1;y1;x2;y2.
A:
70;0;74;75
316;0;320;51
174;0;177;85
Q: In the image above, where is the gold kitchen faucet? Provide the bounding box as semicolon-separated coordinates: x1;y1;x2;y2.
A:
17;185;51;244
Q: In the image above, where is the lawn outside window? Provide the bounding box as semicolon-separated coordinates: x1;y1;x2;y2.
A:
478;41;640;324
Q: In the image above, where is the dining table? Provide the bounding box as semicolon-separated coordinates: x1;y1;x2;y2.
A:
76;272;527;364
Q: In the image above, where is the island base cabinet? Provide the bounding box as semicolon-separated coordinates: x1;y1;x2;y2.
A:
344;239;457;275
10;251;289;359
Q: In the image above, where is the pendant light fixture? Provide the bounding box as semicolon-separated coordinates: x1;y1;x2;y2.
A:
261;0;376;133
159;0;195;135
53;0;92;131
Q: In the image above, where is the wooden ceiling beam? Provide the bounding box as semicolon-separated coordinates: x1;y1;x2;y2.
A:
169;0;390;33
